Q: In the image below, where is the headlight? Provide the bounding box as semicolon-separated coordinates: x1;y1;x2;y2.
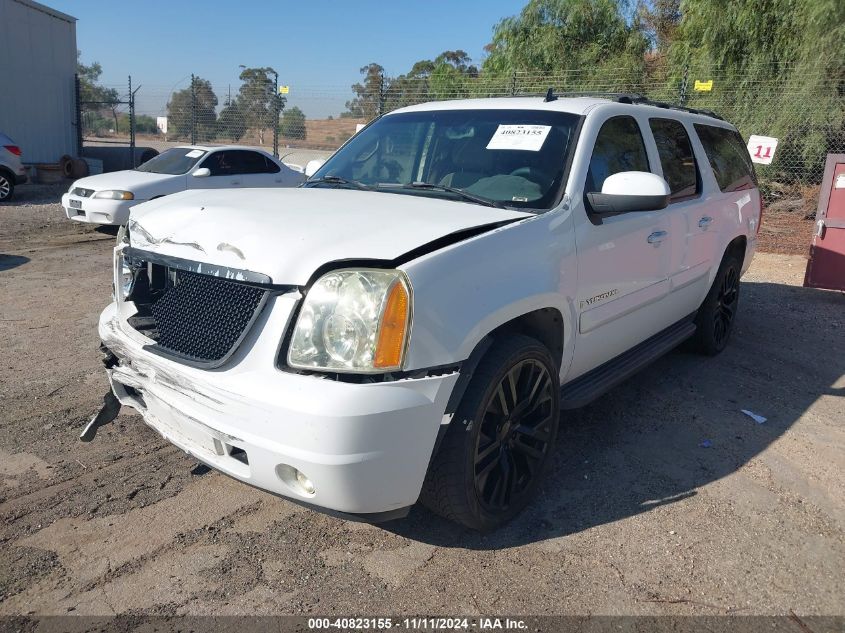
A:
117;255;135;300
93;190;134;200
288;269;412;373
114;226;134;300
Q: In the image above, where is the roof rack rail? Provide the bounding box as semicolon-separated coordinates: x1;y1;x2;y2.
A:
622;94;725;120
540;90;647;102
535;88;724;120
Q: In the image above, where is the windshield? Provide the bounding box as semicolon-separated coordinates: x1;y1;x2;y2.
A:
135;147;207;175
310;109;580;210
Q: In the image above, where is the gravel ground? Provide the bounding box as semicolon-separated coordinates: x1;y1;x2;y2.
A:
0;183;843;617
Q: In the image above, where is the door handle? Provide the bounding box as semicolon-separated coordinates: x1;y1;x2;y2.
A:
647;230;668;245
698;216;713;229
231;180;241;185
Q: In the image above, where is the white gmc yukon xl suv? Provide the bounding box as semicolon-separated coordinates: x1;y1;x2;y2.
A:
87;95;761;530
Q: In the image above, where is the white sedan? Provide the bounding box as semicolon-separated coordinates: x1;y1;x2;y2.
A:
62;145;305;225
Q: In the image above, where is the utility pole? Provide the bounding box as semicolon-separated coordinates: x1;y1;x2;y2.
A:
679;65;689;107
272;69;280;158
128;76;134;165
128;77;142;166
377;70;385;117
190;74;197;145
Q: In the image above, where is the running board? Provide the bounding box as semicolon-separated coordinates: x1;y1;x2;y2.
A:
560;317;696;409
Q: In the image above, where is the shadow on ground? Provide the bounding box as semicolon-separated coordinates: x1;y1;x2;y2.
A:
0;254;30;272
382;280;844;549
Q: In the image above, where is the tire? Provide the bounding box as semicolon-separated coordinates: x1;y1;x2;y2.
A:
690;249;743;356
420;334;560;531
0;171;14;202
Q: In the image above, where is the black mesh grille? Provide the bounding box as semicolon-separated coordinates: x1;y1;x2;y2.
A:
147;271;266;363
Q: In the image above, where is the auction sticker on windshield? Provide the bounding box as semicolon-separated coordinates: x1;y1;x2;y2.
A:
486;124;551;151
186;149;205;158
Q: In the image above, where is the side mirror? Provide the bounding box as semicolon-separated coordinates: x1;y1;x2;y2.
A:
304;159;325;178
587;171;670;214
192;167;210;178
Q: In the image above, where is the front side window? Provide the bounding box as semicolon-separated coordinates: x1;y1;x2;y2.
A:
694;124;757;193
204;151;267;176
203;151;235;176
585;116;650;194
135;148;206;175
310;109;581;210
649;118;700;201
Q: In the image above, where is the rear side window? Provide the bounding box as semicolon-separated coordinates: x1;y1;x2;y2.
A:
649;118;699;201
232;151;267;174
694;124;757;193
586;116;650;193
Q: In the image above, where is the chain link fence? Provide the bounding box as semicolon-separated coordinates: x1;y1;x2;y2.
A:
82;61;842;203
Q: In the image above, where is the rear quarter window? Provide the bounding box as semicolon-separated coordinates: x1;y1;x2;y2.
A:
694;124;757;193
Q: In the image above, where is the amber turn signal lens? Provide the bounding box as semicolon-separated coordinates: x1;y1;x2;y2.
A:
374;280;409;369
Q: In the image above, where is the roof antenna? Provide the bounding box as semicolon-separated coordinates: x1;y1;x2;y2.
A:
544;87;557;102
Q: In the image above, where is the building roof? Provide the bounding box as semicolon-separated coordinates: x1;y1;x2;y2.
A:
12;0;76;23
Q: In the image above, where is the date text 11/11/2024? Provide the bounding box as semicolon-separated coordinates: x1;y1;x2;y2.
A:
306;617;529;630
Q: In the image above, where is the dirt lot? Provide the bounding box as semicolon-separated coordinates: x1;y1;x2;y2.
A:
0;184;843;617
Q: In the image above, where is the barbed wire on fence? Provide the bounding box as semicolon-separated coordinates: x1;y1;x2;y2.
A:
77;61;844;199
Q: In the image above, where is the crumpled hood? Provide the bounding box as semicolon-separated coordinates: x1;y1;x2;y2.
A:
128;188;530;284
72;170;183;199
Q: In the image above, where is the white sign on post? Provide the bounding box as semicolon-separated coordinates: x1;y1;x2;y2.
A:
747;135;779;165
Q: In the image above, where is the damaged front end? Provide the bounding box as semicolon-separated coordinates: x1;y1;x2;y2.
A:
83;223;459;518
82;223;286;442
79;343;121;442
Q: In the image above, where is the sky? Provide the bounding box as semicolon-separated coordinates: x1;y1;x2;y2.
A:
49;0;527;119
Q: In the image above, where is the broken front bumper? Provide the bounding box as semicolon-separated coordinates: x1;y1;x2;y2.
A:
97;301;458;518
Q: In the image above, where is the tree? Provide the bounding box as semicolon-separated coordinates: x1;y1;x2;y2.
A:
77;51;121;135
116;114;159;135
428;50;479;100
669;0;845;180
166;77;218;142
371;51;481;113
636;0;681;53
279;106;307;140
344;63;384;119
77;52;119;105
482;0;648;90
217;99;247;141
237;67;284;145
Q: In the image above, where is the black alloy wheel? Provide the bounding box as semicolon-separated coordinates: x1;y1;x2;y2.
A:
474;358;555;513
421;334;560;531
691;249;743;356
713;263;739;348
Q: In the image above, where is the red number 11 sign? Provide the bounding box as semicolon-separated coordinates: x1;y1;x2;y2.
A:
746;135;779;165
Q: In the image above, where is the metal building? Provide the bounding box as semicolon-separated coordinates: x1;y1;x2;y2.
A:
0;0;77;164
